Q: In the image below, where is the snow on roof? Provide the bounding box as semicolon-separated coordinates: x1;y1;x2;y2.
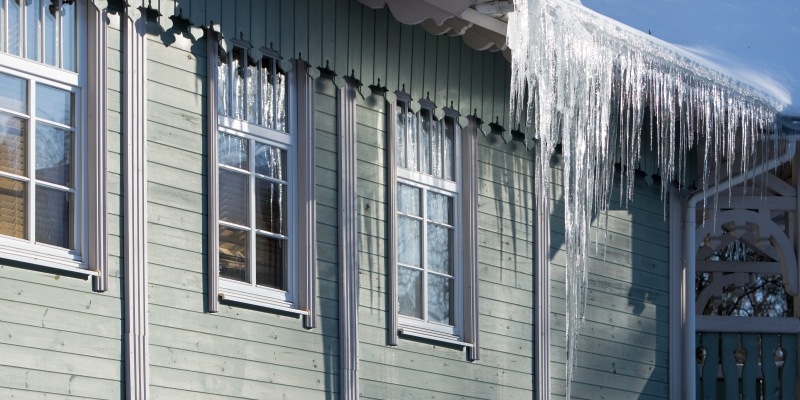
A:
581;0;800;117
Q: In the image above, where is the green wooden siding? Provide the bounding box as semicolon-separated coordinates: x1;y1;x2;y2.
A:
0;18;126;398
355;93;535;399
0;0;678;399
548;172;671;399
130;0;513;136
140;30;341;398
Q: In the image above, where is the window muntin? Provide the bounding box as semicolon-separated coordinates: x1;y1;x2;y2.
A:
0;0;76;71
395;97;461;336
216;44;296;307
0;68;79;256
397;183;455;326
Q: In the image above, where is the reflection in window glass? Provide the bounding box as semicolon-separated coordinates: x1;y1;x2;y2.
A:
218;47;288;132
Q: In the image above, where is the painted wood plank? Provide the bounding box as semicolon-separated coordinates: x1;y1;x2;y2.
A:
434;34;449;109
359;6;375;87
319;0;336;69
249;0;266;51
383;9;401;92
372;7;389;88
0;367;120;399
422;30;437;102
265;0;280;50
333;0;349;76
149;345;335;392
409;25;425;100
149;365;337;399
397;23;413;94
0;342;121;379
306;0;323;68
345;1;363;79
278;0;294;57
0;320;121;360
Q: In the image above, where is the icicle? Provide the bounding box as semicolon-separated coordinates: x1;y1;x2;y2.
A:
508;0;782;398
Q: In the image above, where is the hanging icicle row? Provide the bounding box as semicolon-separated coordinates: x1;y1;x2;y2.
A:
508;0;781;398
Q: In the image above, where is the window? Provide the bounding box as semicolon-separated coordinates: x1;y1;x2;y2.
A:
389;93;479;358
0;0;105;282
208;34;316;324
395;98;460;336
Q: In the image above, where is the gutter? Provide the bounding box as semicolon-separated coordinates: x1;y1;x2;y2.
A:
682;128;800;399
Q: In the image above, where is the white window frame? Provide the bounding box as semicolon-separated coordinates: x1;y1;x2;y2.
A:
207;32;317;326
392;94;469;344
216;122;299;310
0;0;105;285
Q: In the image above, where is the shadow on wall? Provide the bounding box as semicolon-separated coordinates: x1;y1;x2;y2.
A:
546;144;670;398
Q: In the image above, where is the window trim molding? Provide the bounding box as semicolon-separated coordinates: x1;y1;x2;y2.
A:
206;28;221;313
206;31;316;321
534;145;551;398
0;0;107;285
387;91;479;359
122;10;149;400
87;1;109;292
337;75;360;400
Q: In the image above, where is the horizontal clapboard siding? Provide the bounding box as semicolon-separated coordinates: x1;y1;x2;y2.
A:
142;31;340;398
548;162;670;399
355;93;535;399
118;0;513;135
0;17;125;397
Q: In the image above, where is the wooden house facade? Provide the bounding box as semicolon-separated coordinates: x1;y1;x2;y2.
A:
0;0;796;399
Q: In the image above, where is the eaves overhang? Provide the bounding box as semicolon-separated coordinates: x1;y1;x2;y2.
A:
356;0;511;59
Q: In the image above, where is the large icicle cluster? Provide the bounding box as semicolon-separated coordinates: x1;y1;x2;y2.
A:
508;0;782;397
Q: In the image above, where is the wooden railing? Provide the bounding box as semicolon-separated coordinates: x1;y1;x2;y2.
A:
696;332;798;399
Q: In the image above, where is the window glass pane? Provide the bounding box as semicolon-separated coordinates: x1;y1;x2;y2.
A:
407;110;417;171
219;226;248;283
431;116;442;178
0;176;25;239
61;3;75;71
254;142;286;180
218;169;248;226
36;84;72;126
246;58;258;124
427;223;452;275
232;47;245;120
261;61;274;129
217;54;229;116
395;103;406;168
444;117;454;181
256;234;285;289
275;68;287;132
35;186;70;248
0;113;26;176
255;178;286;234
218;133;248;169
397;216;421;267
0;73;27;113
419;109;431;174
398;266;422;318
8;0;21;56
43;1;56;66
427;192;451;224
25;0;39;61
35;123;71;186
427;274;452;324
397;184;420;216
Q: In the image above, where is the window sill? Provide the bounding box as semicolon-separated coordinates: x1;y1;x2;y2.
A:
218;290;308;316
398;325;473;348
0;243;94;278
